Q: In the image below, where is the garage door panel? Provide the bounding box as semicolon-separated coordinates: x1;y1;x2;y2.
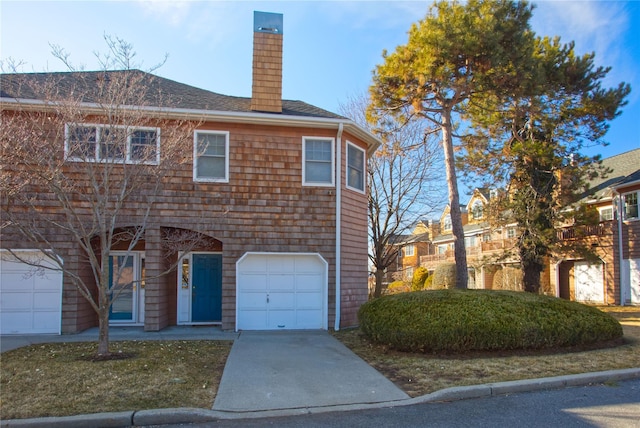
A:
34;273;61;290
1;273;30;290
268;310;295;328
296;292;323;308
295;274;323;291
241;257;268;272
296;309;323;325
238;292;267;309
238;274;268;291
33;292;61;309
33;312;60;329
295;257;323;271
239;310;268;330
269;274;295;291
269;292;295;308
268;257;295;272
1;292;32;310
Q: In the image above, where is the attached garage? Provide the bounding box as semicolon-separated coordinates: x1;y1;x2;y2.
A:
0;251;62;334
574;261;605;304
236;253;327;331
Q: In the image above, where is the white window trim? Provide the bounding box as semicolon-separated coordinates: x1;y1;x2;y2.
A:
471;199;484;220
64;123;160;165
345;140;366;193
404;245;415;257
598;205;614;221
302;136;335;187
193;130;230;183
622;190;640;221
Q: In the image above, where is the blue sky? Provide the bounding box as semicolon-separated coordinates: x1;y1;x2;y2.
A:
2;0;638;164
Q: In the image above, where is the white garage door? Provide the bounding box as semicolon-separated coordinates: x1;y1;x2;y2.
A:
0;251;62;334
575;261;604;304
236;253;327;331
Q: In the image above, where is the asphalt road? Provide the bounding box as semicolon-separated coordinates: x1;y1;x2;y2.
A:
145;379;640;428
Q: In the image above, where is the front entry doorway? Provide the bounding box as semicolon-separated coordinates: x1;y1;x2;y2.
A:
109;252;145;325
177;253;222;324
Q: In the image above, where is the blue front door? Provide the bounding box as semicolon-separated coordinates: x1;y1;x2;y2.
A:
192;254;222;322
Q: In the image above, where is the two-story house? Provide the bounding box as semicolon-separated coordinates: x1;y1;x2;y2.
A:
553;148;640;305
0;12;381;335
420;188;525;289
383;219;440;284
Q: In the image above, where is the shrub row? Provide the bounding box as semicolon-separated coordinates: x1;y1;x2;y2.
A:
358;289;623;353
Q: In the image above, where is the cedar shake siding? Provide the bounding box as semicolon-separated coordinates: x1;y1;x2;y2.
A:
1;68;380;333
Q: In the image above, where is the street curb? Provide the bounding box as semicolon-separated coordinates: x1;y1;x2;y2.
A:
3;368;640;427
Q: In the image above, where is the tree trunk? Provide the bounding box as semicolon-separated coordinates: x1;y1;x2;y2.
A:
374;268;385;298
441;109;468;289
97;306;110;356
97;254;111;356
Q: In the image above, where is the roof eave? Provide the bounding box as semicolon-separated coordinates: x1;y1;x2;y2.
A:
1;97;382;156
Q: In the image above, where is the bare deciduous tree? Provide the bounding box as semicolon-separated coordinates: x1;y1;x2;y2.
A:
340;94;444;298
1;38;209;356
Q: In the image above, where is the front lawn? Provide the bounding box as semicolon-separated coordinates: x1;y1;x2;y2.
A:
0;340;231;420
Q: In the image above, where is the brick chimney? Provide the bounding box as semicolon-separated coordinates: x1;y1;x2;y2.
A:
251;11;283;113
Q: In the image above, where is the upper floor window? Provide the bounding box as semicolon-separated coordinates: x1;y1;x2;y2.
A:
404;245;415;257
623;191;639;220
599;206;614;221
303;137;334;186
194;131;229;182
65;124;159;164
346;141;365;192
443;214;452;231
471;200;484;220
506;227;516;239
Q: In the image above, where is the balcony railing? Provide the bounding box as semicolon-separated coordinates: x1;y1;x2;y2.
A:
557;221;610;241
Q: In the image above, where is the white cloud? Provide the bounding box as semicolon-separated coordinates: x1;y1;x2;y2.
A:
135;0;193;27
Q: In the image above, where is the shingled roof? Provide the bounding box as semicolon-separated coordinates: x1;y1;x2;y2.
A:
0;70;344;119
582;148;640;201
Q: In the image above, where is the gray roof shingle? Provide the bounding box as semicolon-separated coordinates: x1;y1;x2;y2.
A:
0;70;344;119
582;148;640;201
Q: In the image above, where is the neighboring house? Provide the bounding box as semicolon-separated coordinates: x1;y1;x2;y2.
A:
0;12;381;334
414;149;640;304
553;148;640;305
420;189;524;290
384;219;440;283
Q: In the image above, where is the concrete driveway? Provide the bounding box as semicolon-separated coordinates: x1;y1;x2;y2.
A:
212;330;409;412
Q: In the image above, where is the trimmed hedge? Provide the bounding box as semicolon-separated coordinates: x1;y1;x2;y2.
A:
432;263;456;289
358;289;623;353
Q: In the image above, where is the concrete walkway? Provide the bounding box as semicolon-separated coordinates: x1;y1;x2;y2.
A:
212;331;409;412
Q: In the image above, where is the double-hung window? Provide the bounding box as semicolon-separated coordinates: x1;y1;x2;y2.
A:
404;245;415;257
65;124;159;164
623;191;639;220
194;131;229;182
346;141;365;192
303;137;334;186
599;206;614;221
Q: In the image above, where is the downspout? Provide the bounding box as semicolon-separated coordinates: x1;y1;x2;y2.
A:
335;123;344;331
615;192;626;306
